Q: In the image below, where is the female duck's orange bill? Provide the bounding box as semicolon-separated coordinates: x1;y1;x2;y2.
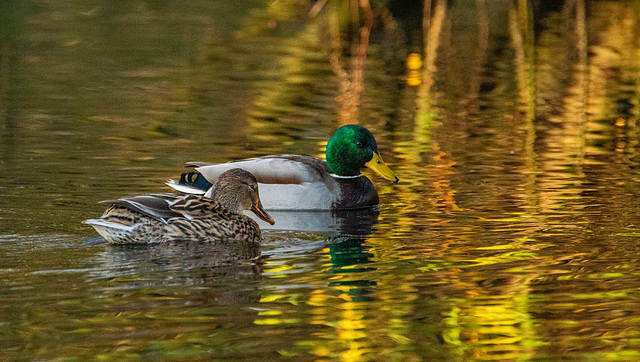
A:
251;201;275;225
365;152;399;183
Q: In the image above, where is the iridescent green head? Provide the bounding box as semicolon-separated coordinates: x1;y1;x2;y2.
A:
325;125;399;182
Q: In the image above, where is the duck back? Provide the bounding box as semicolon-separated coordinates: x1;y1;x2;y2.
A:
84;194;262;244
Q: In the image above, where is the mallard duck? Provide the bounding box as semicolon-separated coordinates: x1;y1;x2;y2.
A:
84;169;275;244
167;124;399;210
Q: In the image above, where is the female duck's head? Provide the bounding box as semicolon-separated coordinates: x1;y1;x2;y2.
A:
211;168;275;224
325;125;399;182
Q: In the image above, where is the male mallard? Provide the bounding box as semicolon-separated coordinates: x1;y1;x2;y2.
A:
84;169;275;244
167;124;399;210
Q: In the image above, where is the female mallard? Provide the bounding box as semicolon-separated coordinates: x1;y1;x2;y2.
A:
167;125;399;210
84;169;275;244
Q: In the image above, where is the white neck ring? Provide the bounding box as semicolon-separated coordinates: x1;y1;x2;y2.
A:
329;173;364;179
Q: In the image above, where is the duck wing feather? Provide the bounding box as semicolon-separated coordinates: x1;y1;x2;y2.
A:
190;155;330;185
166;195;226;218
99;194;183;221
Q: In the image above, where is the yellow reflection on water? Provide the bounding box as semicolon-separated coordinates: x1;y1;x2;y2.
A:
442;293;541;360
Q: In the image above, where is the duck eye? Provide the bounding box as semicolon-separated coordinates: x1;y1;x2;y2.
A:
249;184;256;191
356;141;363;148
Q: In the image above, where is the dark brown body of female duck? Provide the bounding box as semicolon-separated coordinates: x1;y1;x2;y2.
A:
84;169;274;244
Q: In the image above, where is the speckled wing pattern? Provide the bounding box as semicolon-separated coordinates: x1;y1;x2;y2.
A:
164;195;261;242
90;194;261;244
168;194;224;218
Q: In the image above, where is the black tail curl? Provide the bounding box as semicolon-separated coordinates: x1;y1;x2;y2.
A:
178;172;213;192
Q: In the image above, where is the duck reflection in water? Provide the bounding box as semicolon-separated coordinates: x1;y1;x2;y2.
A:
90;239;264;305
89;208;380;306
326;208;379;303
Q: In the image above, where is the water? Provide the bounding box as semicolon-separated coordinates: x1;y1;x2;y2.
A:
1;0;640;360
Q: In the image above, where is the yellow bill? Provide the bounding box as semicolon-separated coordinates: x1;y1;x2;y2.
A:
365;152;399;183
251;200;275;225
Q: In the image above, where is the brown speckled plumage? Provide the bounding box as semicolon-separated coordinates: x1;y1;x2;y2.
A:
84;169;273;244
